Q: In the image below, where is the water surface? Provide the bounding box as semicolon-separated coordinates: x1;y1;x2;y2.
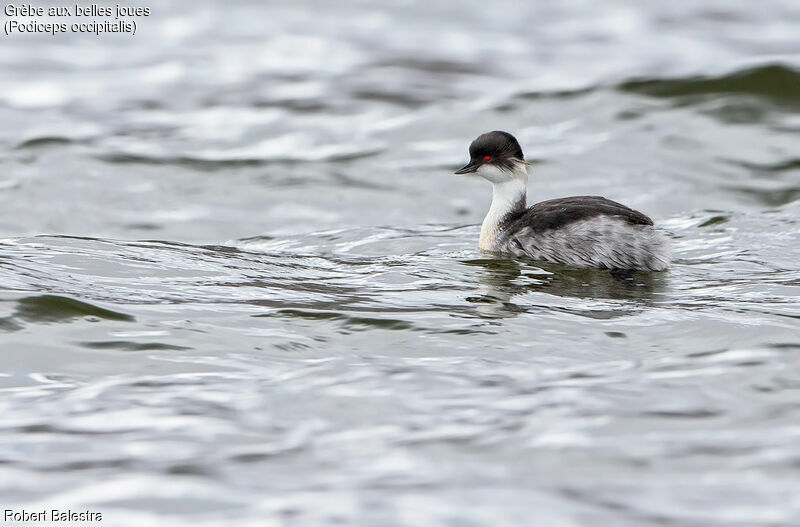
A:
1;1;799;525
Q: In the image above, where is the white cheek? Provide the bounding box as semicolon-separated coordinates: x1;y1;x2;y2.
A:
476;163;511;183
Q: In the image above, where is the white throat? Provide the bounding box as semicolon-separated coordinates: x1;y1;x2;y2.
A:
479;172;527;251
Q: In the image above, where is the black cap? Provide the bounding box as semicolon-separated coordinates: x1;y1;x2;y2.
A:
455;131;524;174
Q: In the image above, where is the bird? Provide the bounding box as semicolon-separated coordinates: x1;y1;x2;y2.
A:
454;131;670;271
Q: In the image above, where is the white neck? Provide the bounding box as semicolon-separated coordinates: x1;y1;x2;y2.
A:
479;176;527;251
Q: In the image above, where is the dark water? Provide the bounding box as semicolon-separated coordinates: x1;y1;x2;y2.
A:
1;1;799;525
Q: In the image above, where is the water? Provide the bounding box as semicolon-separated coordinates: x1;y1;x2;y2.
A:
1;1;799;525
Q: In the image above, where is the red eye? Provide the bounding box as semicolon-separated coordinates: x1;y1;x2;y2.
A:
483;155;491;162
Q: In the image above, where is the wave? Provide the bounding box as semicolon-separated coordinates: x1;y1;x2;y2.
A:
618;63;800;106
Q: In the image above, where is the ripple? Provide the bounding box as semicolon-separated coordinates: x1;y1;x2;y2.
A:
268;310;415;331
15;136;78;150
79;341;192;352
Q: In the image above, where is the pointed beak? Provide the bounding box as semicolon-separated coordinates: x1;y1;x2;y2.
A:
454;161;480;175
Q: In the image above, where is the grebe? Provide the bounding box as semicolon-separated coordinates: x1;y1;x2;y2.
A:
455;131;670;271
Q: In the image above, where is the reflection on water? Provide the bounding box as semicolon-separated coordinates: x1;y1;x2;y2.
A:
1;0;800;525
464;258;667;318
